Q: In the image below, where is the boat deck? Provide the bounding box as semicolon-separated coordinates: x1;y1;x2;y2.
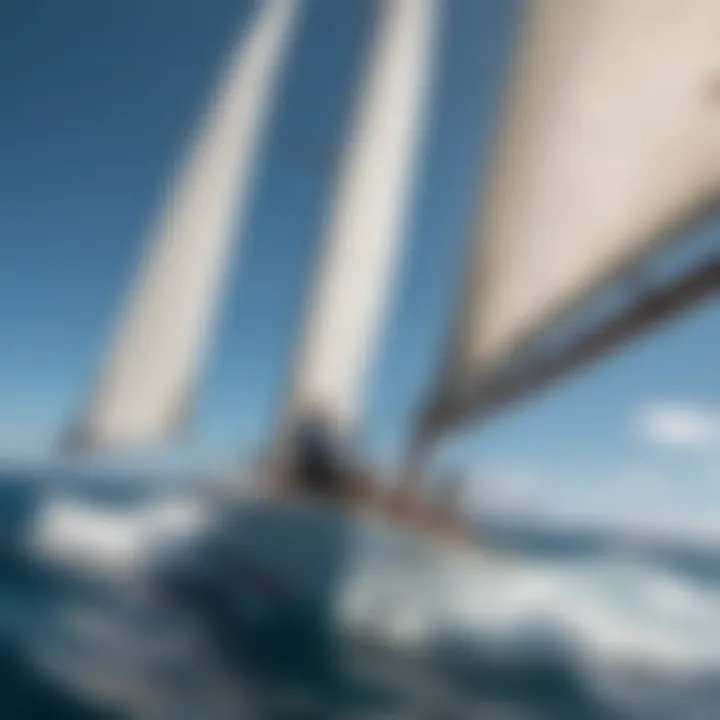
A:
261;466;474;549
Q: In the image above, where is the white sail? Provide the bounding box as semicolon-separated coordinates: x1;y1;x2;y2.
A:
281;0;439;439
71;0;300;451
441;0;720;406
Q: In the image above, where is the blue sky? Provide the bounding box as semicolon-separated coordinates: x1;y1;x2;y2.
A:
1;0;719;532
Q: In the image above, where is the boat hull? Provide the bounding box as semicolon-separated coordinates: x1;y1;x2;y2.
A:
161;497;484;646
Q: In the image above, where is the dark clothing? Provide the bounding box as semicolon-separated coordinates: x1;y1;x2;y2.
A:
292;419;345;497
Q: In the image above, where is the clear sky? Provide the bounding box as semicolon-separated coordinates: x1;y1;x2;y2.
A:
1;0;719;535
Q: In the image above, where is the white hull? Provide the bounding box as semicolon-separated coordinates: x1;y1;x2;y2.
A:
157;496;487;644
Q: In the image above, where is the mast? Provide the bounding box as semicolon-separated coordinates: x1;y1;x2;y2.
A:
415;0;720;452
68;0;301;452
278;0;439;456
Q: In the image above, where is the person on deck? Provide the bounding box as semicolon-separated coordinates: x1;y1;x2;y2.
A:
291;416;346;498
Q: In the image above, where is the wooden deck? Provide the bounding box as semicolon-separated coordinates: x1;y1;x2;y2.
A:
262;462;474;548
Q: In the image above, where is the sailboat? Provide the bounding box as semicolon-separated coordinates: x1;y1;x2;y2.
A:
57;0;720;630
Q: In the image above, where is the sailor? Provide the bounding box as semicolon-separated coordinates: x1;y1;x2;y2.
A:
291;415;346;498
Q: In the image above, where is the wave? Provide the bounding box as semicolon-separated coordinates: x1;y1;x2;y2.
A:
1;472;719;717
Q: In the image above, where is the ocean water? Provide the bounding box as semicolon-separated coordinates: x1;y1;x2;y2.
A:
1;469;719;719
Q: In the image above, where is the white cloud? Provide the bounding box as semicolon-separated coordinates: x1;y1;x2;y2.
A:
636;402;720;449
466;464;542;515
469;458;720;547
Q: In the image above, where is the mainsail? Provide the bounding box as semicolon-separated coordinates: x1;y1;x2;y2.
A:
280;0;439;443
69;0;300;451
419;0;720;442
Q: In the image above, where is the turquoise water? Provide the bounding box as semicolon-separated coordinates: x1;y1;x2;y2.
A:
1;469;720;718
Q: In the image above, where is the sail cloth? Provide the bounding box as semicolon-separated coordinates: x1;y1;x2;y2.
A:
281;0;439;441
426;0;720;437
70;0;301;451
